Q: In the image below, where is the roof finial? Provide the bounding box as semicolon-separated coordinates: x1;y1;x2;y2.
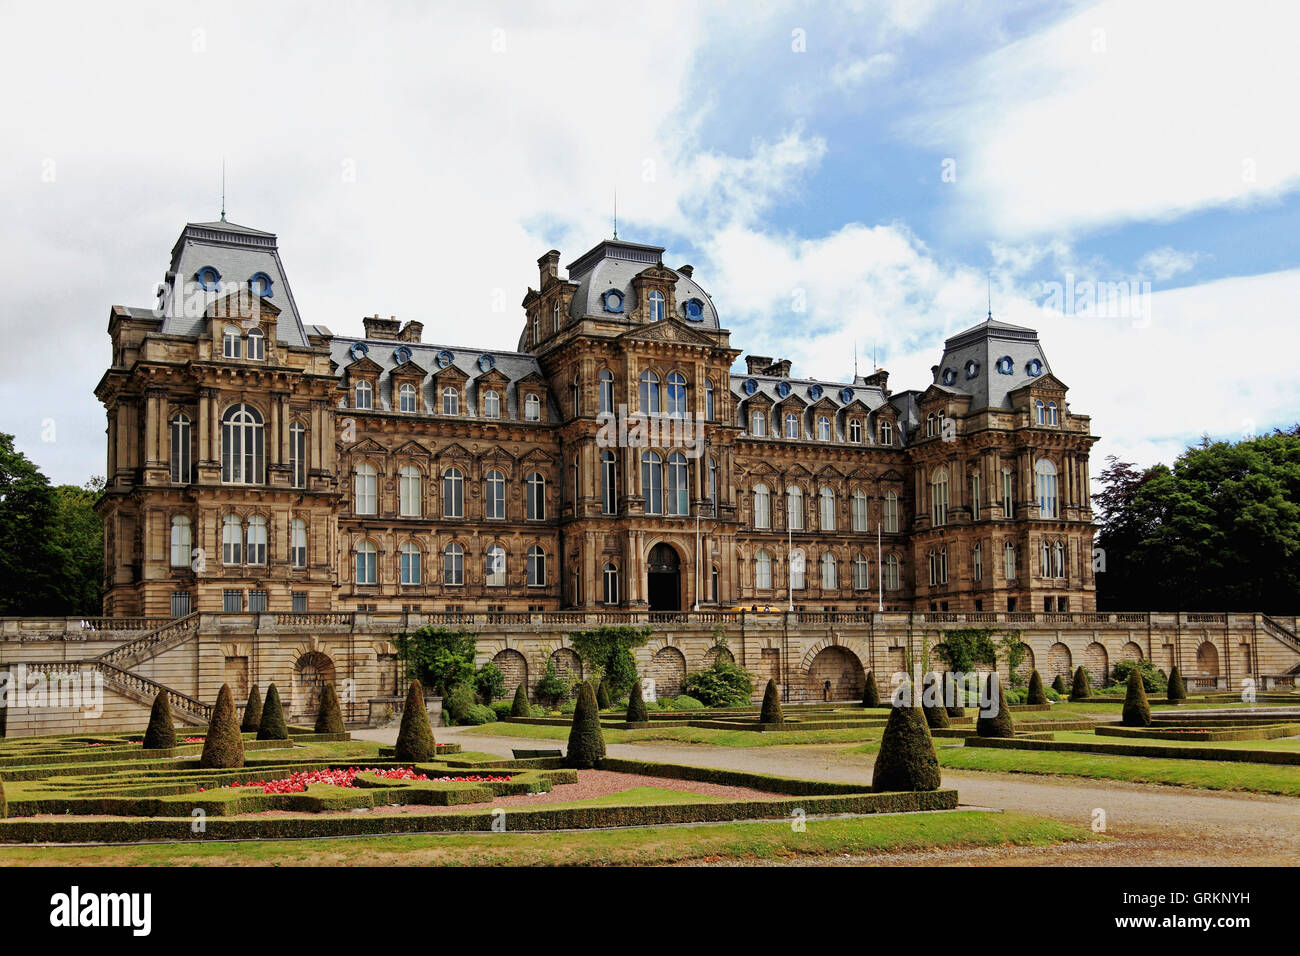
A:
853;341;858;378
613;188;618;239
220;158;226;222
987;270;992;321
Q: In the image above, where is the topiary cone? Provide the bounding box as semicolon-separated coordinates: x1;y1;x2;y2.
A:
1122;668;1152;726
511;682;531;718
760;678;784;724
142;689;177;750
1026;669;1047;705
566;681;606;769
240;684;262;733
626;679;649;723
1051;673;1067;695
0;780;6;819
1070;665;1092;701
257;683;289;740
315;682;346;734
200;683;245;768
595;679;612;709
1167;665;1187;703
921;673;949;729
394;680;437;762
871;694;941;792
862;670;880;708
975;674;1016;738
943;671;965;717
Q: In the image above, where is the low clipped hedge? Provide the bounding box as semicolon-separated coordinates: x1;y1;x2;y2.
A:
963;735;1300;765
1095;723;1300;742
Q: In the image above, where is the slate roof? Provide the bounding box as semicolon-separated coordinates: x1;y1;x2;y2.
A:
565;239;721;329
930;317;1054;411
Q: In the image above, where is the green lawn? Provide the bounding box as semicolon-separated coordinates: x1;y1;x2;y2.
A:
0;810;1097;866
458;721;887;748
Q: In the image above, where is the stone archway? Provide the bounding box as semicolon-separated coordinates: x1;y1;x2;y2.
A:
1084;642;1109;687
492;648;528;699
293;650;335;718
650;646;687;697
549;647;582;685
705;645;735;667
1047;642;1072;681
1015;644;1035;685
1120;642;1143;664
647;542;682;612
1196;641;1220;679
806;645;866;703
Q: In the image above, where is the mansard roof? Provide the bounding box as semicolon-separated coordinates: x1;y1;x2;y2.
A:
932;316;1057;412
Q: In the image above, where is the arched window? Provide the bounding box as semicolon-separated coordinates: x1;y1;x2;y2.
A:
246;515;267;565
926;412;936;437
667;452;689;515
399;465;422;517
639;370;660;415
705;379;715;421
1040;539;1052;577
485;545;506;587
885;553;900;590
524;393;541;421
354;463;377;514
641;451;664;515
441;386;459;416
1035;458;1059;518
1001;467;1015;517
527;545;546;587
849;419;862;443
1035;399;1046;425
1047;402;1059;426
288;421;306;489
222;326;241;359
221;404;264;484
170;516;191;567
753;483;771;529
483;390;500;419
246;328;265;360
526;472;546;520
1054;540;1065;578
355;540;377;585
666;372;688;418
598;368;614;414
708;456;718;511
221;514;242;564
600;450;618;515
755;550;772;589
853;553;869;590
784;412;799;439
787;485;803;530
931;467;949;526
750;408;767;436
399;383;417;413
884;490;899;533
442;467;464;518
400;541;422;585
790;549;806;589
648;290;665;321
354;380;373;410
552;300;561;333
603;563;619;604
443;543;464;585
970;471;982;520
817;416;831;441
879;420;892;445
484;469;505;519
973;543;983;582
570;380;580;418
290;518;307;569
170;414;191;484
531;311;539;346
1004;541;1016;579
851;490;868;532
819;487;836;530
821;552;837;590
927;547;948;585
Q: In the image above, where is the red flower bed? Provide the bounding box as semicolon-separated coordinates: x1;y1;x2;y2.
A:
200;767;509;794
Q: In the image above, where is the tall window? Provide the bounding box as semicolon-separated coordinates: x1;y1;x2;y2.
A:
641;451;664;515
246;328;264;360
289;421;306;489
817;416;831;441
705;379;715;421
784;412;799;438
879;421;892;445
526;472;546;520
354;463;377;514
485;545;506;587
598;369;614;415
973;542;983;582
170;516;191;567
291;519;307;569
790;550;806;589
524;394;541;421
885;553;900;590
526;546;546;587
1004;541;1016;579
399;383;417;413
170;414;191;484
1040;539;1052;577
750;409;767;436
400;541;421;584
819;487;836;530
821;552;837;590
603;563;619;604
970;471;981;520
399;465;422;517
1035;458;1059;518
666;372;688;417
222;326;241;358
485;469;505;519
442;467;464;518
354;380;373;410
648;290;665;321
708;457;718;511
931;467;949;526
884;491;899;533
786;485;803;530
1047;402;1059;425
639;371;660;414
755;550;772;589
667;452;689;516
853;553;869;590
483;390;500;419
553;301;561;333
1035;399;1046;425
849;419;862;443
1001;468;1014;517
441;387;459;416
443;543;464;585
221;404;264;484
1054;540;1065;578
927;547;948;586
851;490;868;532
753;483;771;529
600;451;617;515
246;515;267;565
355;540;377;584
222;514;242;564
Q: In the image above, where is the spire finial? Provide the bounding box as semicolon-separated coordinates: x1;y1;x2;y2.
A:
853;341;858;378
220;159;226;222
613;189;618;239
987;270;992;321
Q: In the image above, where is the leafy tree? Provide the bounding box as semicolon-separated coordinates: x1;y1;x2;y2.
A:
142;690;177;750
315;682;346;734
567;625;650;700
996;633;1028;688
49;482;103;615
200;684;245;768
565;682;605;769
932;628;998;674
872;700;941;792
395;627;477;698
534;658;569;705
394;680;436;761
443;683;476;724
257;683;288;740
473;662;505;703
1111;659;1166;694
684;658;755;707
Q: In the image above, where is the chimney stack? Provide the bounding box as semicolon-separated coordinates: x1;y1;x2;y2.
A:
362;313;401;340
398;320;423;343
745;355;774;375
678;264;694;278
538;249;561;286
763;358;792;379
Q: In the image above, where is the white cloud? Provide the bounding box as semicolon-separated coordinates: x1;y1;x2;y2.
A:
1136;247;1201;281
830;52;898;89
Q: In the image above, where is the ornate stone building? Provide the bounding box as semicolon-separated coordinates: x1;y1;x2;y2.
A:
95;220;1099;619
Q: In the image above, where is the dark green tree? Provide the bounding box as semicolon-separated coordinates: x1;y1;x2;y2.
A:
975;674;1016;738
1122;668;1152;726
394;626;477;698
394;680;437;761
1070;665;1092;701
1026;670;1047;705
511;682;531;717
943;671;965;718
862;670;881;707
257;683;288;740
626;679;649;723
142;690;177;750
921;673;949;729
1167;665;1187;703
535;658;569;706
565;682;606;769
0;779;6;819
240;684;262;733
759;678;784;724
683;657;755;706
871;697;941;792
595;678;612;709
1052;673;1067;695
567;625;650;700
315;682;346;734
200;684;245;768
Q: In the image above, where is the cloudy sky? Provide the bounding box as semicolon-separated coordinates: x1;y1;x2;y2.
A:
2;0;1297;486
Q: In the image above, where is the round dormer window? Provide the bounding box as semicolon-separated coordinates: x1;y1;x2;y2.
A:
249;272;273;297
808;384;823;401
436;350;453;369
776;381;791;398
196;266;222;291
349;342;369;361
965;359;980;379
996;355;1014;375
602;290;624;314
743;378;759;396
478;354;495;372
394;345;412;365
684;298;704;321
840;387;854;404
941;367;957;386
1025;358;1043;377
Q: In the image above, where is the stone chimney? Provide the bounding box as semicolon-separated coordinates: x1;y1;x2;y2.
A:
862;369;890;395
931;364;940;383
398;320;423;343
678;264;694;278
538;250;561;286
763;358;792;379
746;355;773;375
363;314;401;340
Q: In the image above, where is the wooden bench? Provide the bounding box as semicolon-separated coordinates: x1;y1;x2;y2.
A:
511;748;563;759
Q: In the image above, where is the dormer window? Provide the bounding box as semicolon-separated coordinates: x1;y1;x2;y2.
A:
684;298;704;321
603;290;624;314
784;412;799;439
879;421;892;445
355;380;373;410
849;419;862;443
941;368;957;386
1047;401;1059;425
1035;399;1046;425
483;390;500;419
246;327;265;361
965;359;980;379
248;272;273;297
196;266;222;291
399;383;418;413
441;386;459;415
1025;358;1044;377
222;325;242;359
648;290;665;322
524;393;541;421
996;355;1014;375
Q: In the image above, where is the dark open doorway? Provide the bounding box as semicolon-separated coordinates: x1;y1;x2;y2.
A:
646;543;681;612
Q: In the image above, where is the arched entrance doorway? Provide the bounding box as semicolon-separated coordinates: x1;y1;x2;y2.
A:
293;651;335;719
647;543;681;612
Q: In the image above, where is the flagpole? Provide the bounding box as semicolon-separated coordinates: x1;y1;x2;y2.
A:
788;522;794;612
877;522;883;613
693;512;700;612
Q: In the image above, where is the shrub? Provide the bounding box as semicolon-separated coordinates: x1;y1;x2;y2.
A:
240;684;262;733
871;700;941;792
1122;669;1152;726
394;626;476;698
490;700;514;720
394;680;436;762
1167;665;1187;703
862;670;880;707
462;704;497;725
1045;687;1062;702
671;694;704;710
760;679;784;724
943;671;965;718
1026;669;1047;706
1051;674;1067;695
1002;687;1027;705
1070;666;1092;701
627;679;649;722
975;674;1016;738
921;674;949;729
684;658;755;707
200;684;245;769
142;690;177;750
1112;659;1167;694
559;696;577;715
474;663;506;703
535;658;569;705
257;683;288;740
511;682;531;717
565;682;605;769
443;682;476;725
596;679;612;709
315;682;345;734
568;625;650;700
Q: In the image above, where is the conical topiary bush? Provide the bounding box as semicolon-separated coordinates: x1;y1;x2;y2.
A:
1167;665;1187;703
0;779;6;819
760;678;784;724
394;680;437;762
1026;669;1047;705
257;683;289;740
1122;668;1152;726
975;674;1016;738
511;682;531;717
1070;665;1092;701
943;671;965;718
921;673;949;729
871;691;941;792
142;689;177;750
595;679;612;710
240;684;262;733
626;679;649;723
200;683;245;768
862;670;880;708
315;682;346;734
566;682;606;769
1051;673;1067;695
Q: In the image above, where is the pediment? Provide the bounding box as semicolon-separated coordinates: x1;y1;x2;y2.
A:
345;356;384;376
518;447;554;465
616;318;715;346
392;439;434;459
206;290;281;322
347;437;386;456
391;359;428;379
437;442;472;461
879;468;905;483
1008;372;1068;395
